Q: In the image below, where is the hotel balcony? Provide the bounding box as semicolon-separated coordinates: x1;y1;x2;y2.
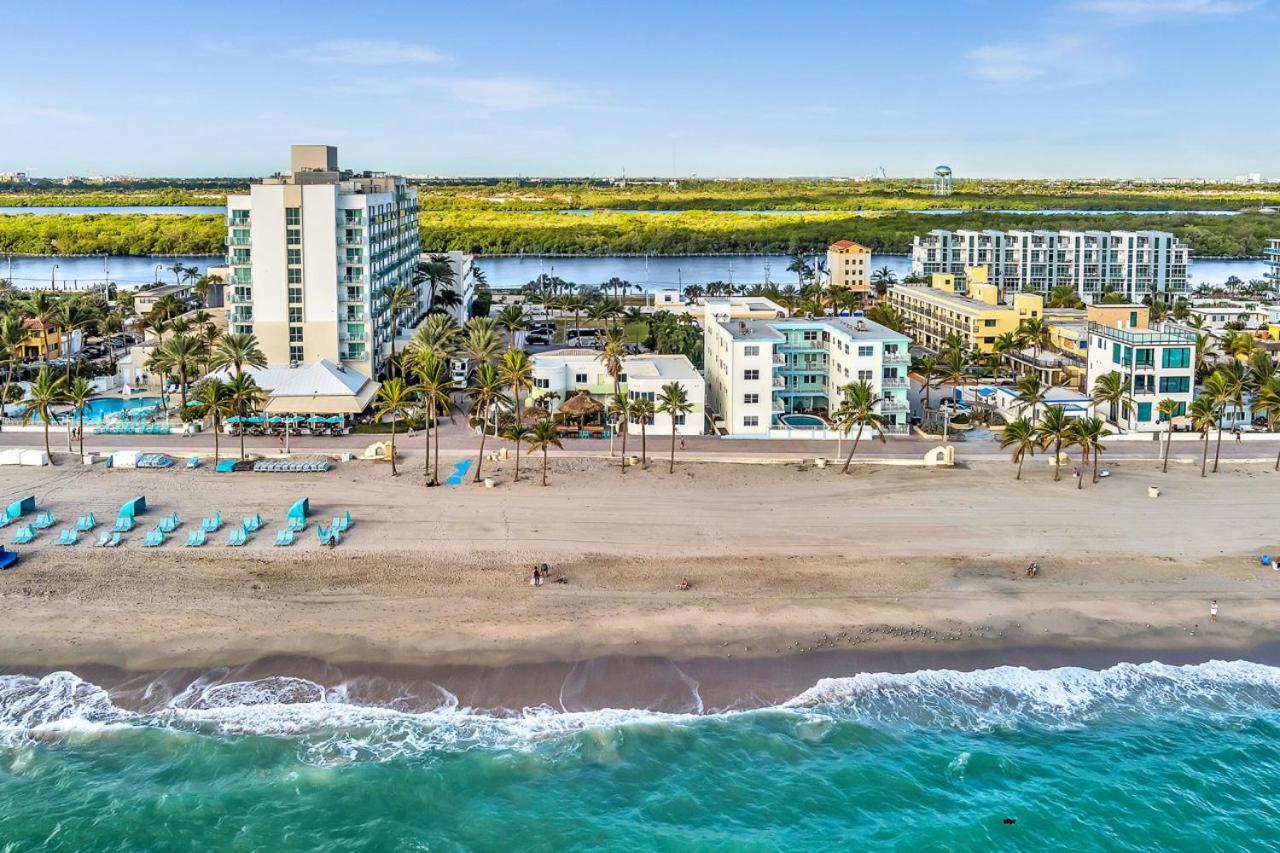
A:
773;354;787;365
225;236;251;247
772;376;786;388
880;399;910;412
228;292;253;305
882;351;910;363
881;376;909;389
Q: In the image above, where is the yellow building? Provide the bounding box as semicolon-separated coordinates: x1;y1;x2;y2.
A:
20;319;64;362
888;273;1042;353
827;240;872;302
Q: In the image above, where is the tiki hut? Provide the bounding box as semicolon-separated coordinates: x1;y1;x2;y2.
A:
558;390;604;428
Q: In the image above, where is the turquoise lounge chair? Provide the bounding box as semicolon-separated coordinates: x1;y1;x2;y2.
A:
187;456;199;469
242;514;263;533
201;512;223;533
158;512;180;534
143;528;165;547
227;528;247;547
94;531;111;547
11;526;35;545
112;516;135;533
32;511;54;530
55;529;77;546
274;529;294;547
103;532;122;548
185;529;206;547
75;512;97;532
286;516;307;533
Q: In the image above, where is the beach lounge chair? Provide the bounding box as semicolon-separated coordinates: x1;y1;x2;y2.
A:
143;528;165;547
55;529;77;546
112;516;135;533
94;531;111;547
286;516;307;533
75;512;97;532
201;512;223;533
158;512;180;534
242;514;263;533
227;528;247;547
0;546;17;570
0;515;11;529
187;456;200;469
32;511;54;530
185;529;206;547
273;529;294;547
104;532;122;548
11;526;35;545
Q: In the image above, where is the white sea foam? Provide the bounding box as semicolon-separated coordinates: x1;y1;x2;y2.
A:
1;661;1277;764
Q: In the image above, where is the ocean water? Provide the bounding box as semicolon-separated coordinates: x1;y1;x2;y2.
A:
1;661;1278;850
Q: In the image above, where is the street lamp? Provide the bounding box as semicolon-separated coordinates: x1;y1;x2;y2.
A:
51;263;59;291
154;264;164;284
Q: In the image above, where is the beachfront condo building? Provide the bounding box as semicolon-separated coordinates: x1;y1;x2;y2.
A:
1085;304;1196;432
1265;238;1280;289
911;229;1190;301
530;349;705;436
702;305;911;436
225;145;421;379
887;273;1044;354
827;240;872;302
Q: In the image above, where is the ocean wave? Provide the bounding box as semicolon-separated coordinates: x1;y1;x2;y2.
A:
1;661;1277;763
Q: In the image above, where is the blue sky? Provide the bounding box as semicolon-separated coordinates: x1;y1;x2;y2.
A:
2;0;1276;178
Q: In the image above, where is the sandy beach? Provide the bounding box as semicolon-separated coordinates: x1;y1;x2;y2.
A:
0;453;1277;693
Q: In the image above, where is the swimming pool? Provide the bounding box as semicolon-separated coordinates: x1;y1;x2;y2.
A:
77;397;162;422
778;414;827;428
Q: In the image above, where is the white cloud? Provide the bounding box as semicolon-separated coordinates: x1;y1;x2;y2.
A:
1074;0;1259;19
307;38;442;65
334;75;574;110
965;36;1128;85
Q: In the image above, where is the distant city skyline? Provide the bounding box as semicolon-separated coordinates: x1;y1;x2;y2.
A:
3;0;1276;179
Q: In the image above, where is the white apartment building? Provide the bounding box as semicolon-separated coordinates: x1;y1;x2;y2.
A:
530;349;705;436
225;145;420;379
1186;302;1268;332
1085;306;1196;432
703;307;911;437
911;228;1189;301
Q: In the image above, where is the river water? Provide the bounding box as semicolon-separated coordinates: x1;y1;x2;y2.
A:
0;253;1268;291
0;206;223;216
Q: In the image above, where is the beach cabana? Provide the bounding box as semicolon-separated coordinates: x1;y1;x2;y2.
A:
287;498;310;521
118;496;147;518
558;390;604;427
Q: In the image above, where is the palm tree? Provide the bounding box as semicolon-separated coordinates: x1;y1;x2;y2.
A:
1188;395;1217;478
20;368;67;462
406;312;460;365
383;284;419;376
414;255;457;309
64;376;94;457
467;363;509;482
939;332;967;358
225;372;265;461
629;397;654;468
1221;330;1255;362
936;347;969;392
999;417;1036;480
609;391;629;473
1020;316;1051;358
870;266;897;299
210;332;267;381
373;377;416;476
1091;371;1133;431
1070;417;1110;488
1014;374;1047;422
597;328;627;396
496;304;527;344
991;332;1020;383
833;380;887;474
156;334;203;408
501;423;532;482
189;378;232;463
52;298;98;382
1034;406;1073;482
786;253;813;289
1157;397;1182;473
412;351;454;485
915;354;939;411
460;317;503;368
1247;351;1275;391
499;348;534;421
526;419;562;486
656;381;692;474
1253;375;1280;471
0;313;25;407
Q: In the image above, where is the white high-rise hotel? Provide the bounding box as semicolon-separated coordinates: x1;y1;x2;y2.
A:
911;229;1189;301
225;146;420;378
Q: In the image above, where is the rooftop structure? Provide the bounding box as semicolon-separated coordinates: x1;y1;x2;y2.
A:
887;273;1044;353
1085;305;1195;432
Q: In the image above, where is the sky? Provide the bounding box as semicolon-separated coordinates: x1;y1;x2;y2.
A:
2;0;1277;179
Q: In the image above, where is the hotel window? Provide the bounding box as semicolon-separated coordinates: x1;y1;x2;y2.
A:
743;369;759;380
743;416;759;427
1162;347;1190;369
1137;402;1152;421
288;326;303;343
288;287;302;304
287;267;302;284
1159;376;1190;394
858;370;873;381
743;393;759;404
287;248;301;265
534;378;549;389
674;415;686;426
289;345;304;363
286;228;301;245
743;346;759;356
285;208;301;226
857;346;874;357
803;330;818;341
575;373;588;383
288;306;303;324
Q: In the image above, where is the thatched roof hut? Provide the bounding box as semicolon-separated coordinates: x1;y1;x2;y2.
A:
558;390;604;420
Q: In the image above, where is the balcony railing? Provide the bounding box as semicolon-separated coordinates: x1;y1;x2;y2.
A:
881;376;909;388
880;399;909;412
882;351;910;363
225;236;251;247
229;293;253;305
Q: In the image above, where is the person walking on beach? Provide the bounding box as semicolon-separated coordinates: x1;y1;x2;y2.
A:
1210;600;1218;622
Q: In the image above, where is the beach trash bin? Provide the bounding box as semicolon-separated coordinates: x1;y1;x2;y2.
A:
1148;486;1160;498
484;477;495;489
815;458;827;468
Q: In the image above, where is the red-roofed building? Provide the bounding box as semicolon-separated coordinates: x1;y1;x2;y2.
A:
20;319;66;362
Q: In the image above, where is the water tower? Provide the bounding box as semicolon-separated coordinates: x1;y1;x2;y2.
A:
932;164;953;196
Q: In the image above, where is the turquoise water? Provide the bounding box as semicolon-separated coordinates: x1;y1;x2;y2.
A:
778;414;827;428
1;661;1278;849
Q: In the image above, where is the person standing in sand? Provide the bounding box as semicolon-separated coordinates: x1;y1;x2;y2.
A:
1210;600;1218;622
